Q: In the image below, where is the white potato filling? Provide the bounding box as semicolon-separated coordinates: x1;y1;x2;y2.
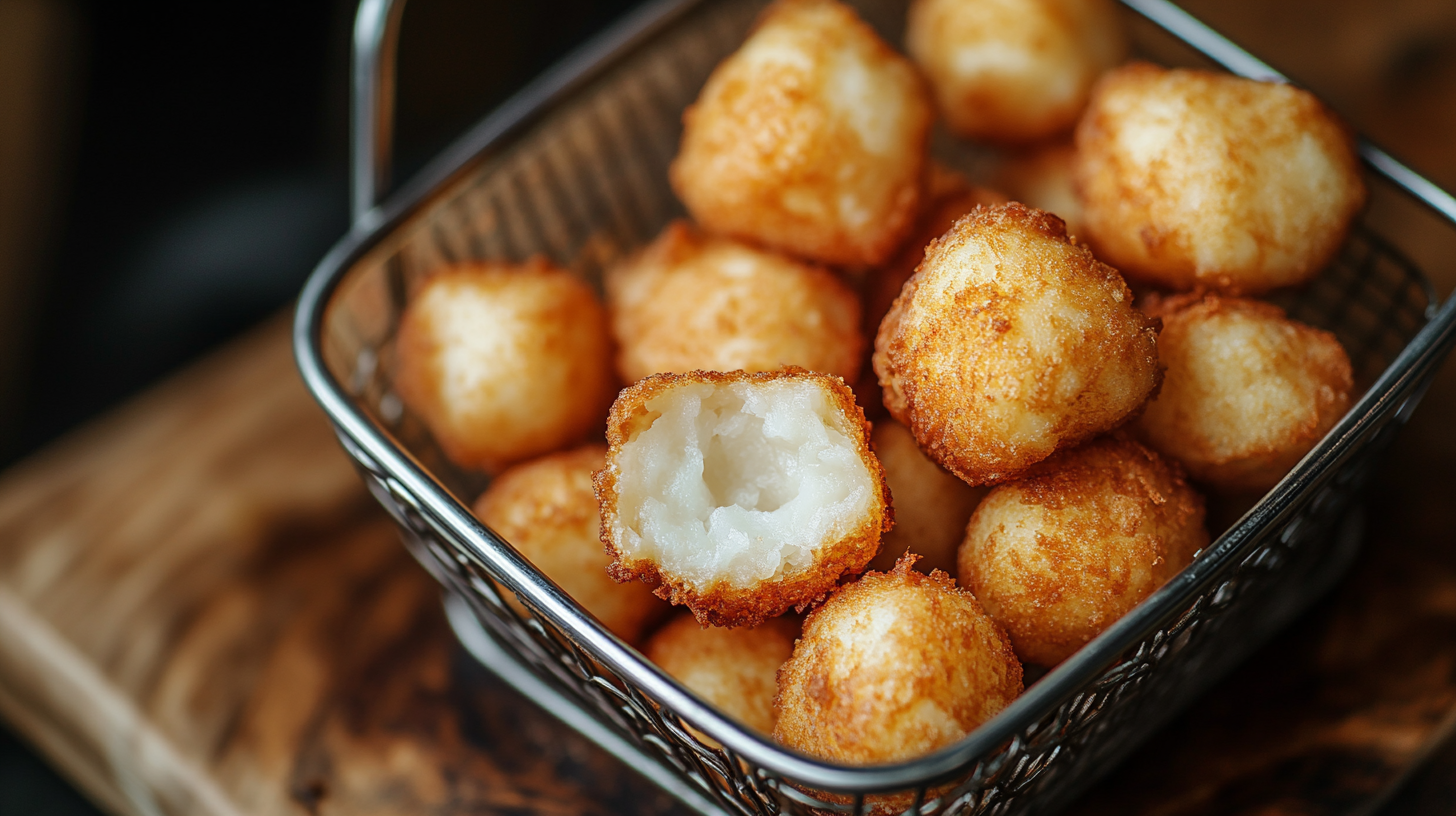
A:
614;380;875;590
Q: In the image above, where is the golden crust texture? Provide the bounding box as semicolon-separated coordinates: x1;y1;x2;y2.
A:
1134;292;1354;492
867;420;987;575
645;614;800;735
606;221;864;384
595;368;893;628
473;446;666;645
958;435;1208;667
1074;63;1367;294
393;260;616;474
873;202;1161;486
864;164;1008;337
669;0;933;267
773;555;1023;765
907;0;1126;144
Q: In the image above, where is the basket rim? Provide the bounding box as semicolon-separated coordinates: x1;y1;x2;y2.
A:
293;0;1456;794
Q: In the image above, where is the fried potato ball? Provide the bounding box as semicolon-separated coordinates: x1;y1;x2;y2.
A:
606;221;864;384
670;0;934;267
958;435;1207;667
1074;63;1366;294
868;420;987;575
773;555;1022;764
994;140;1084;237
906;0;1126;144
394;260;616;473
864;164;1008;336
874;203;1161;486
596;368;892;628
645;614;799;736
1134;293;1354;492
473;446;666;644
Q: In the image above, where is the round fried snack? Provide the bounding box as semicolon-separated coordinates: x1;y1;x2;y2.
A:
1134;293;1354;492
773;555;1022;764
874;203;1161;486
596;368;892;628
864;164;1008;336
1075;63;1366;294
473;446;666;644
606;221;863;384
645;614;799;735
958;435;1207;667
670;0;933;267
994;140;1084;238
906;0;1126;144
394;260;616;473
868;420;987;575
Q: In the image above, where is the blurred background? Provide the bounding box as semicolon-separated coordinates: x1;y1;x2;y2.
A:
0;0;645;812
0;0;644;471
0;0;1454;813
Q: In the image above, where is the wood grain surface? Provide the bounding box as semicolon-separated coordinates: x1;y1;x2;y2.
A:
0;318;679;816
0;1;1454;815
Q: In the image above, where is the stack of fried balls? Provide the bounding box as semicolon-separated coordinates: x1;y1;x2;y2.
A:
391;0;1361;769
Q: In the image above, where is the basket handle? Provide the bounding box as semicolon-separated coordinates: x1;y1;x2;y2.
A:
351;0;408;226
350;0;1456;250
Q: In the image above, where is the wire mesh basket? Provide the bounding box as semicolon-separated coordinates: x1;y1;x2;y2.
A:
294;0;1456;814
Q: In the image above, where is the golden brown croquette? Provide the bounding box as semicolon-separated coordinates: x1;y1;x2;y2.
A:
394;260;615;473
597;368;892;628
607;221;863;384
1134;293;1354;491
958;435;1207;666
874;203;1161;486
773;555;1022;764
670;0;933;267
1074;63;1366;294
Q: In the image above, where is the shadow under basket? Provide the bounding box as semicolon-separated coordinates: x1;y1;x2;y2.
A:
294;0;1456;814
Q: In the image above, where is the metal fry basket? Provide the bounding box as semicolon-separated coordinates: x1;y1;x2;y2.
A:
294;1;1456;814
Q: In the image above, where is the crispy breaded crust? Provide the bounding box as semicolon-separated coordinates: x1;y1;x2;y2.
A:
1134;292;1354;491
670;0;933;267
773;554;1023;765
645;614;800;735
864;165;1008;338
595;368;893;628
1074;63;1366;294
606;220;864;383
393;259;616;474
958;435;1207;666
473;445;666;644
874;202;1162;486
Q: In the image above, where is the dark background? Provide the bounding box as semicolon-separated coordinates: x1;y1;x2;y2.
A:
0;0;638;812
2;0;638;468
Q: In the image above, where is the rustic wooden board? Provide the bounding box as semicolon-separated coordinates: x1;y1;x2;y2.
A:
0;317;685;816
